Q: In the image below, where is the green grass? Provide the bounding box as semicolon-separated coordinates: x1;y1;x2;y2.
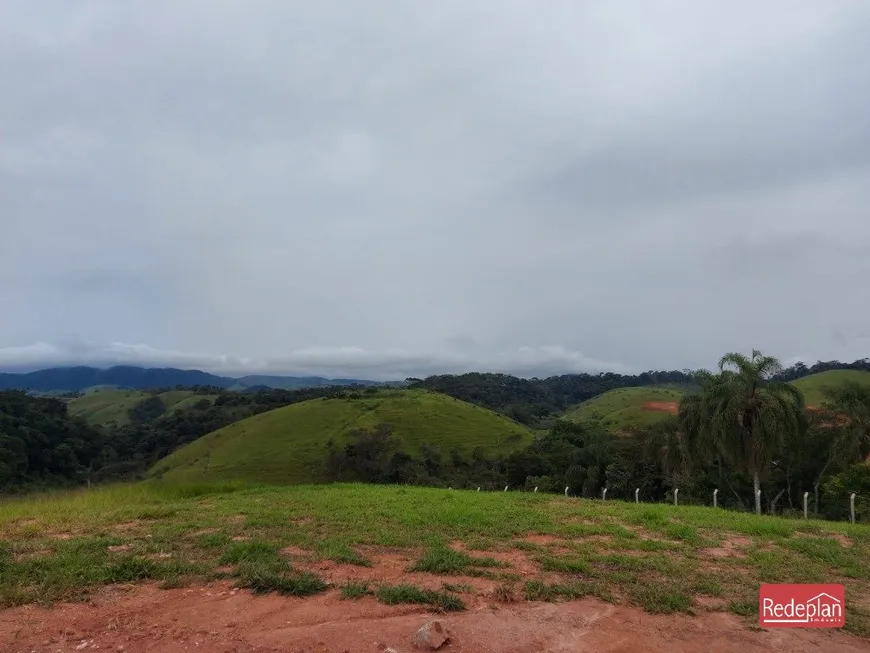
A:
1;482;869;636
67;389;217;426
791;370;870;407
375;583;466;611
149;389;533;484
409;544;503;575
562;385;687;432
340;581;372;599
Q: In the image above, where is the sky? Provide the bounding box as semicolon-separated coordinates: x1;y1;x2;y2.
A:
2;1;870;380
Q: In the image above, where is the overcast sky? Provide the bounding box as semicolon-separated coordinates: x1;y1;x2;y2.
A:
2;1;870;380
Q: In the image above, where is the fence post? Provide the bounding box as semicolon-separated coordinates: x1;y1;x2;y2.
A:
635;488;640;504
602;488;607;500
803;492;809;519
674;488;679;507
504;485;508;492
477;487;480;492
850;493;857;524
713;488;718;508
533;486;538;493
564;486;569;497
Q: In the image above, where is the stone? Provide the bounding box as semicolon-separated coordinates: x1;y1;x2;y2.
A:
413;620;450;650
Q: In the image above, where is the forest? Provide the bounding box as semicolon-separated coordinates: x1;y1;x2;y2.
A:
1;353;869;522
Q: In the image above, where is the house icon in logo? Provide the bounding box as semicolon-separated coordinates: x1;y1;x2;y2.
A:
806;592;843;624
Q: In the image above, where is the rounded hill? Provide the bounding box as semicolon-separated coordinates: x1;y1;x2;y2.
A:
790;370;870;408
562;385;687;432
149;389;533;485
67;388;217;426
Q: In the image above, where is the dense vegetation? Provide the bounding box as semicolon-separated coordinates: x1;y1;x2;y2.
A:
407;357;870;428
0;384;375;491
2;354;870;522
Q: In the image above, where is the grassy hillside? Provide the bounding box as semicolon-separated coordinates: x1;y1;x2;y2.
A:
150;389;532;485
563;385;686;432
67;389;217;426
792;370;870;407
0;483;868;637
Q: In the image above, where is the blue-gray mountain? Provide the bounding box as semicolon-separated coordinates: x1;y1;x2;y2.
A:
0;366;390;393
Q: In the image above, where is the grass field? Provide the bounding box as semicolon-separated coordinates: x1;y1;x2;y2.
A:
149;390;533;485
792;370;870;407
562;386;687;432
1;482;868;635
67;389;217;426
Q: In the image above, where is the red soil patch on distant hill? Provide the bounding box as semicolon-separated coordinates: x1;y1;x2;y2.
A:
642;401;679;414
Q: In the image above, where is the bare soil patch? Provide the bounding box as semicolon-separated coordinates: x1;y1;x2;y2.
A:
3;582;869;653
694;595;729;611
642;401;679;414
520;534;565;546
294;548;502;599
280;545;312;558
625;526;682;545
48;532;74;540
829;532;854;548
702;536;751;560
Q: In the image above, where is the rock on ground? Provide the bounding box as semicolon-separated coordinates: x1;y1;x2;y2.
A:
414;620;450;650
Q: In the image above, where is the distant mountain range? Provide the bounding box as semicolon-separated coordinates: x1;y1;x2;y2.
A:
0;365;394;393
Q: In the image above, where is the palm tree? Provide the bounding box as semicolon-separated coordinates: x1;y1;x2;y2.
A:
700;350;805;514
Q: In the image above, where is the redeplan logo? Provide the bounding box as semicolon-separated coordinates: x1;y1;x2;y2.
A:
759;584;845;628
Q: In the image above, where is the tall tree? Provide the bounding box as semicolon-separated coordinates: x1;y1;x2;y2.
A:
694;350;805;514
822;380;870;459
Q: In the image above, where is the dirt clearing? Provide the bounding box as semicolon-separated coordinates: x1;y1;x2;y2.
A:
3;582;868;653
641;401;679;414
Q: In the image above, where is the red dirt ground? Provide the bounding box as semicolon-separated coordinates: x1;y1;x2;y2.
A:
3;582;869;653
641;401;679;414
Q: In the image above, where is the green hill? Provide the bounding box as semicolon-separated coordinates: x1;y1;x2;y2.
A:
563;385;687;432
149;389;533;485
67;388;217;426
791;370;870;407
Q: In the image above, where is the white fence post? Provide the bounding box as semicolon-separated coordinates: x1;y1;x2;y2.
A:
635;488;639;504
533;486;538;493
477;487;480;492
564;486;569;497
713;488;718;508
674;488;679;507
504;485;508;492
850;493;857;524
803;492;809;519
602;488;607;500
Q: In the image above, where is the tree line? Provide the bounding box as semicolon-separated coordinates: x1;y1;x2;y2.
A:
406;357;870;427
321;351;870;522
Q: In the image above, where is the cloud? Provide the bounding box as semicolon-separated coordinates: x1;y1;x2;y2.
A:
1;1;869;377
